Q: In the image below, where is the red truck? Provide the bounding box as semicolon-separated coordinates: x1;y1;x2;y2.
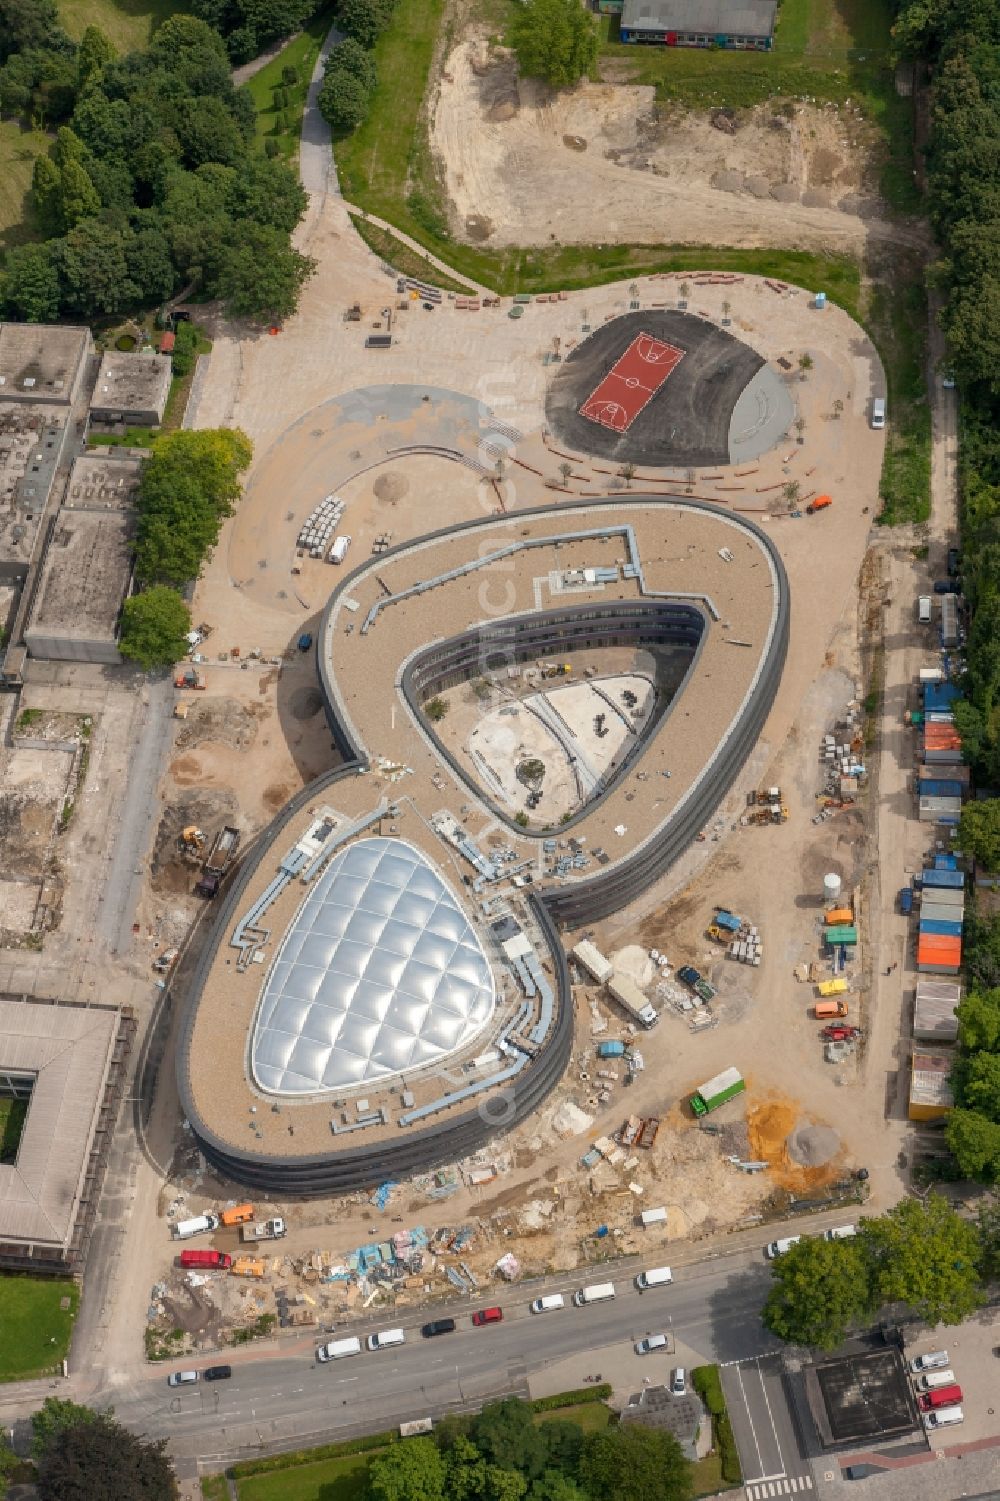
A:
179;1249;232;1270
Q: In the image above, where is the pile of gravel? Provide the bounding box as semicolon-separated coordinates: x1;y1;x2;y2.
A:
787;1123;840;1167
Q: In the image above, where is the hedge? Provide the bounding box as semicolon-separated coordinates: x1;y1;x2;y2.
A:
531;1384;613;1411
230;1428;398;1478
692;1365;741;1486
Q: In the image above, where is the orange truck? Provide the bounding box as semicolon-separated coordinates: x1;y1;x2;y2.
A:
815;999;849;1020
807;495;832;514
219;1203;254;1227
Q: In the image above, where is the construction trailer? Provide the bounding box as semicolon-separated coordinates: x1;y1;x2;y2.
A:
572;940;614;985
607;974;657;1028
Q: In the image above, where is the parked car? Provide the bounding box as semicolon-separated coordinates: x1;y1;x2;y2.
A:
421;1319;456;1338
911;1350;949;1374
947;547;960;576
825;1225;857;1241
167;1370;199;1387
203;1365;232;1382
765;1237;801;1259
472;1307;503;1326
636;1334;669;1355
933;579;958;594
899;887;913;916
670;1368;687;1396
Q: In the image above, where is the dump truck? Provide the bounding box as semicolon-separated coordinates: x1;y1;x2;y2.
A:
689;1067;745;1117
677;965;717;1003
231;1256;265;1279
240;1217;286;1243
196;825;241;898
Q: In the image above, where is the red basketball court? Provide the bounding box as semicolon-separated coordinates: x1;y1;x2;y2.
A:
579;333;685;433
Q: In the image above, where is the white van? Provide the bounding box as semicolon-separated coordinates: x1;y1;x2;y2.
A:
911;1349;949;1374
367;1327;405;1351
824;1224;857;1241
635;1267;673;1291
171;1213;220;1240
574;1282;616;1307
317;1337;362;1362
329;534;352;564
924;1405;963;1429
918;596;933;624
765;1237;801;1259
530;1294;565;1314
871;397;886;430
918;1369;957;1392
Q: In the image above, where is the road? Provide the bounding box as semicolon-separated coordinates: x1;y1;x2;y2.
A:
93;1250;781;1465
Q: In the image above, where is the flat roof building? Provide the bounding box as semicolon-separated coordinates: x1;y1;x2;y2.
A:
0;322;92;407
24;507;134;664
89;350;172;428
63;449;145;511
805;1349;918;1447
908;1049;955;1120
0;995;133;1274
620;0;777;48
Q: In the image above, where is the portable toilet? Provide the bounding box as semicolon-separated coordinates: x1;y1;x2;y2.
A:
814;292;827;310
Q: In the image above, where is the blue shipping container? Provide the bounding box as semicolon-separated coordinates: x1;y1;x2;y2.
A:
924;683;961;712
920;780;964;798
919;919;964;937
934;854;959;869
922;868;964;889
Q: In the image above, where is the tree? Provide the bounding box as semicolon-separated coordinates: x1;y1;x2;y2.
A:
324;36;377;93
946;1108;1000;1181
0;0;64;63
762;1235;872;1349
444;1434;488;1501
509;0;598;91
76;24;116;90
537;1419;583;1476
338;0;385;48
956;986;1000;1053
317;70;371;132
53;218;130;317
619;462;636;488
367;1436;445;1501
0;241;61;322
472;1398;547;1481
962;1051;1000;1122
860;1196;985;1325
977;1193;1000;1280
959;798;1000;872
798;352;813;377
31;154;64;236
783;480;800;507
119;588;192;671
558;461;572;485
528;1475;587;1501
59;156;101;228
31;1398;101;1459
36;1410;177;1500
579;1426;693;1501
215;222;314;321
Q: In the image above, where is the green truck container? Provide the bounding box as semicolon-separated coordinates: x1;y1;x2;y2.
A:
824;925;858;946
689;1067;745;1117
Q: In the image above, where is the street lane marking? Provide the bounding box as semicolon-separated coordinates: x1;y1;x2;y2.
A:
756;1356;785;1473
735;1364;765;1476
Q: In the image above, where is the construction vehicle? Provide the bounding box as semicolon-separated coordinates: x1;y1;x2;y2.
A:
173;702;190;720
240;1217;286;1243
638;1117;660;1149
231;1256;265;1279
153;948;178;973
542;663;572;679
806;495;833;514
689;1067;745;1117
707;909;741;941
196;825;241;898
179;826;204;852
677;965;717;1003
174;667;206;690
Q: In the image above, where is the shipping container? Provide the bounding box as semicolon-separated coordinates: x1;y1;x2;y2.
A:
921;886;964;908
919;796;962;824
824;925;858;945
919;901;964;925
919;919;963;937
922;868;964;889
572;941;613;984
924;683;961;713
824;907;854;926
933;854;960;869
917;935;962;974
917;779;965;799
919;763;970;790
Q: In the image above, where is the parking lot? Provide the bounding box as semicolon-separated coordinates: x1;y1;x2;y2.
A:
906;1319;1000;1450
721;1353;815;1498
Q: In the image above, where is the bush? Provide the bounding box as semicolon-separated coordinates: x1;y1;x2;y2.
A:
691;1364;724;1417
231;1429;398;1477
324;36;378;93
264;137;281;157
317;70;371;132
717;1411;742;1484
531;1385;613;1411
692;1365;740;1485
281;64;299;86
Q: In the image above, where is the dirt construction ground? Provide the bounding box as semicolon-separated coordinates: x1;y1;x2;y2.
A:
431;38;926;254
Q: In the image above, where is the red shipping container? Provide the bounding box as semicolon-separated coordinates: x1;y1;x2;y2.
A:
179;1248;232;1270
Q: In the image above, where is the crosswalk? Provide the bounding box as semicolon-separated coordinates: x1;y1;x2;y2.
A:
745;1476;814;1500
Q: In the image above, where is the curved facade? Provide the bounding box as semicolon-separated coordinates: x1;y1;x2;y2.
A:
178;494;788;1194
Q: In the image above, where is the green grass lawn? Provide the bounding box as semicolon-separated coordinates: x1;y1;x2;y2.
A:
0;1098;29;1165
199;1475;230;1501
869;260;931;524
0;1277;80;1381
246;10;334;159
0;119;51;249
57;0;179;52
532;1400;613;1433
236;1452;372;1500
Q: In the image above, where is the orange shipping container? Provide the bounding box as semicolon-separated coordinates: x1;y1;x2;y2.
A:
824;908;854;926
924;724;962;749
220;1203;254;1227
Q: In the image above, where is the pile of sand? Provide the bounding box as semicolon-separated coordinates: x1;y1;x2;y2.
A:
373;471;408;502
787;1123;841;1167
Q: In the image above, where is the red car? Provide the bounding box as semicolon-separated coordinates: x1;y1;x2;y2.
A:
472;1307;503;1326
822;1025;861;1042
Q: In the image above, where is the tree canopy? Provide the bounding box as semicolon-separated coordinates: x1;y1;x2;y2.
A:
958;799;1000;872
0;6;312;324
134;427;252;587
578;1426;692;1501
33;1404;177;1500
762;1235;873;1349
119;588;192;671
510;0;599;91
859;1196;985;1325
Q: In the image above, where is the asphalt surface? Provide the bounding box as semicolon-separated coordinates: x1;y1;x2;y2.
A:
95;1250;782;1465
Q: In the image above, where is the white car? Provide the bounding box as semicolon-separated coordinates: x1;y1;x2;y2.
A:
765;1237;801;1259
911;1350;949;1374
671;1368;687;1396
635;1334;669;1355
167;1370;199;1387
824;1225;857;1241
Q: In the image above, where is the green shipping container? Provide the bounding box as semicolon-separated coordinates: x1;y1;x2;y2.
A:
825;925;858;945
